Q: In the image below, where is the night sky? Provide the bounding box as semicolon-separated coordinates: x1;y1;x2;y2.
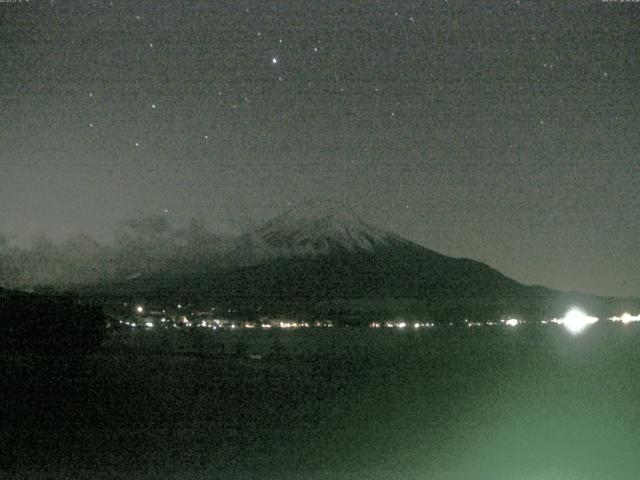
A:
1;0;639;297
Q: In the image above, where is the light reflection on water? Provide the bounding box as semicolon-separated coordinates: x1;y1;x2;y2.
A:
6;323;640;480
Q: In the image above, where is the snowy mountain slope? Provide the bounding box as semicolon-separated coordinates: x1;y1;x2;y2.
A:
232;200;411;262
76;200;640;322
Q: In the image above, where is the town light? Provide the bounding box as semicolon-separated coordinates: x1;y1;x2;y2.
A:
610;312;640;324
561;308;598;334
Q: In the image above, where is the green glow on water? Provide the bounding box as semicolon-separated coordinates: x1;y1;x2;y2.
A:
5;325;640;479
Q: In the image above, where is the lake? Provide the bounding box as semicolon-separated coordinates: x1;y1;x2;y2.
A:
3;323;640;479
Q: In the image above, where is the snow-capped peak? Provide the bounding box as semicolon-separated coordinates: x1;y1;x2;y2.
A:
240;200;402;259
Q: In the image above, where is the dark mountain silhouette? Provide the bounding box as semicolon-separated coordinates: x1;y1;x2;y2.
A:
0;287;107;352
78;201;640;323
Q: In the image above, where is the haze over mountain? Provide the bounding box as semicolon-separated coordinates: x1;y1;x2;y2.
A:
231;200;409;264
1;200;637;323
63;200;638;323
0;216;232;289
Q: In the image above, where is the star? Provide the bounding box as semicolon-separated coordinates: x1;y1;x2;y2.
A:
272;57;278;64
151;104;157;109
135;142;140;147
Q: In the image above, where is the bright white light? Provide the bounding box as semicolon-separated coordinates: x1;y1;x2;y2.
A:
397;322;406;329
610;312;640;324
504;318;519;327
145;322;154;328
272;57;278;64
561;308;598;334
136;305;144;314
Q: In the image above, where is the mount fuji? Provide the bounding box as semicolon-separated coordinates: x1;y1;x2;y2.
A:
80;201;637;323
231;200;412;263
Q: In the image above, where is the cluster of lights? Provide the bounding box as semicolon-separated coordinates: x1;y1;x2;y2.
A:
369;321;435;329
278;321;309;329
124;306;335;330
351;311;627;333
127;305;640;335
549;308;599;334
610;312;640;324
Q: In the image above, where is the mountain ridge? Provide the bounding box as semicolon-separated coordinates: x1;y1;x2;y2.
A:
229;200;411;264
69;201;640;322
